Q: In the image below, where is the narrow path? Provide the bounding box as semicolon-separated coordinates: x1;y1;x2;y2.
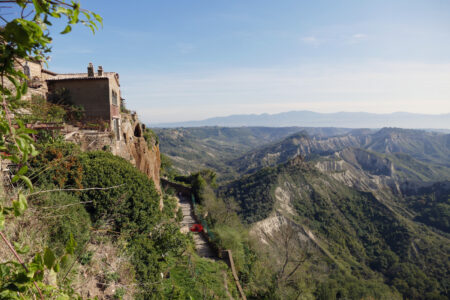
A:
177;194;216;259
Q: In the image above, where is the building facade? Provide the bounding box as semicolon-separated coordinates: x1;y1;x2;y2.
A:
8;61;123;140
46;63;122;139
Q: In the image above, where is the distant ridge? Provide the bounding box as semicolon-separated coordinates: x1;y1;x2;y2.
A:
151;111;450;130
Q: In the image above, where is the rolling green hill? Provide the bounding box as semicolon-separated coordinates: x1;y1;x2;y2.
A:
229;127;450;178
365;128;450;166
218;158;450;299
153;126;352;179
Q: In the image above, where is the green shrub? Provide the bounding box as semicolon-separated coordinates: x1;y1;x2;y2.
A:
130;223;189;299
113;287;126;300
79;251;94;266
78;151;161;233
176;207;184;223
29;142;83;188
212;224;246;271
162;194;177;219
143;128;159;147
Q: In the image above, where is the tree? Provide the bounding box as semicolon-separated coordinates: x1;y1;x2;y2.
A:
260;220;312;299
0;1;101;298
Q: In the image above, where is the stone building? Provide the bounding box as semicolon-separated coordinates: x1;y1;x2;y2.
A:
6;61;124;139
46;63;122;139
4;60;56;100
10;61;122;137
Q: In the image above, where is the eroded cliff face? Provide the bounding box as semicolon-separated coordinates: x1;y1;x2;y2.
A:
65;113;161;196
117;113;161;193
314;148;399;195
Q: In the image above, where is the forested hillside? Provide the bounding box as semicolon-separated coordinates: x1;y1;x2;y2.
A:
155;125;450;299
218;158;450;299
153;126;352;179
229;128;450;177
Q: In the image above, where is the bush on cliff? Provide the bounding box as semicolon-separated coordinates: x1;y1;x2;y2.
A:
78;151;161;233
29;141;83;188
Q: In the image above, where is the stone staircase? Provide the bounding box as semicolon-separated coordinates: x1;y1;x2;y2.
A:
178;195;216;259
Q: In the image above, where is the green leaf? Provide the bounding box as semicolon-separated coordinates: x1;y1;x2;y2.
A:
12;165;28;183
82;11;92;21
21;81;28;95
2;207;13;215
17;165;28;176
32;0;44;14
15;86;22;100
19;175;33;190
15;271;32;284
33;253;44;266
92;13;103;24
60;255;69;268
0;264;10;277
30;145;39;157
44;248;56;269
55;6;69;15
53;262;60;273
61;25;72;34
12;194;28;216
65;233;77;255
14;242;30;254
70;8;79;24
50;12;61;18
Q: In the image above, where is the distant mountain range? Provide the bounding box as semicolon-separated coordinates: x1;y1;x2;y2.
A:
152;111;450;130
230;127;450;175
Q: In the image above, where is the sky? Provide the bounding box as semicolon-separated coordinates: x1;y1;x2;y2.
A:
43;0;450;124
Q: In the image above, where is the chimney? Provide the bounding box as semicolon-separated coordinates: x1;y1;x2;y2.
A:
98;66;103;76
87;63;94;77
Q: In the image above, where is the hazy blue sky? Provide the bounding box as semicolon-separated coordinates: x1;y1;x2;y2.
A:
46;0;450;124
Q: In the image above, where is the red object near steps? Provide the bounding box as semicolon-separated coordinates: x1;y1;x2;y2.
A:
190;224;203;232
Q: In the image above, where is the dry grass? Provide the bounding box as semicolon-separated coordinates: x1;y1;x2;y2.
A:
0;187;49;265
1;182;136;299
64;231;136;299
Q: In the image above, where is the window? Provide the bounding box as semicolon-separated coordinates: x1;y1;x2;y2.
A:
112;90;118;106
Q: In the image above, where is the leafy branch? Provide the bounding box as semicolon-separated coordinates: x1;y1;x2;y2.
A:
0;0;102;298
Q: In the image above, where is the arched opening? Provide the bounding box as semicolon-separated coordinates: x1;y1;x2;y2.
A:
134;124;142;137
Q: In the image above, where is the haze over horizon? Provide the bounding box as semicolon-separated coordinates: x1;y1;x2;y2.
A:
151;110;450;129
45;0;450;123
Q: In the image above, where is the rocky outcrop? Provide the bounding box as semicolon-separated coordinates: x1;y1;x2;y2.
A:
314;148;403;196
118;113;161;193
64;113;161;196
231;132;367;175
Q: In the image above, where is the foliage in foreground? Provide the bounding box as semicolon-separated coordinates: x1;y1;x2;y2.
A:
29;144;236;298
0;0;101;298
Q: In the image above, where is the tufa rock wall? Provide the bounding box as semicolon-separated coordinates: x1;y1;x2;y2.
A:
65;113;161;198
118;113;161;192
